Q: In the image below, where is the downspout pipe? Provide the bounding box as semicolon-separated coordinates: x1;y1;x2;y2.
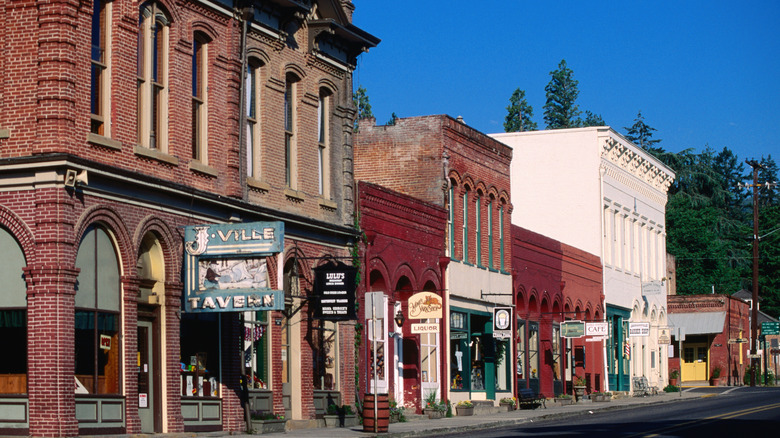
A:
439;256;450;406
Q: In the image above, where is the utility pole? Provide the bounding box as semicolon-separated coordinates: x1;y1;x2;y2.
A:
745;159;762;387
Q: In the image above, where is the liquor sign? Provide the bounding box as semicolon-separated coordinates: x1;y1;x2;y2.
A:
183;222;284;313
629;322;650;337
313;261;358;321
561;321;585;338
408;292;443;319
493;307;512;339
658;327;671;344
586;322;609;337
411;323;439;334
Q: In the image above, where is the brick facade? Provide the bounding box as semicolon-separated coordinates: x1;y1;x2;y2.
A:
0;0;377;435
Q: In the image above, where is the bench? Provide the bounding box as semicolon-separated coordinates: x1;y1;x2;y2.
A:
518;388;545;409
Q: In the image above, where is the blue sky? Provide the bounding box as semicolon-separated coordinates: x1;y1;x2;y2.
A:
352;1;779;162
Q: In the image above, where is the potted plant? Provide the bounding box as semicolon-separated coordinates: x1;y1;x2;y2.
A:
250;411;286;434
591;391;612;402
324;404;357;428
573;375;587;400
554;393;573;406
389;398;406;423
455;400;474;416
669;369;680;386
423;391;446;419
499;396;517;411
710;366;722;387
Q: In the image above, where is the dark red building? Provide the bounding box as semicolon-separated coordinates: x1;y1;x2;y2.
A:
512;225;604;397
357;181;448;413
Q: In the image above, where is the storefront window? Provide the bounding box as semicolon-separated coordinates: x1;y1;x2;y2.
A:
470;332;486;390
247;311;269;389
450;311;468;390
180;313;221;396
528;322;539;381
313;319;337;390
516;319;526;381
74;225;120;395
420;319;439;384
552;325;561;381
0;227;26;394
494;338;509;390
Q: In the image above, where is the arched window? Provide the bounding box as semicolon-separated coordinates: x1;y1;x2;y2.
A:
475;191;482;267
284;73;299;188
462;187;469;263
448;181;456;259
74;225;121;395
192;32;209;162
137;3;169;151
318;87;332;198
246;59;263;179
0;227;27;394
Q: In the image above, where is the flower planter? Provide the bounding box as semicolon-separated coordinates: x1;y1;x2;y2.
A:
499;402;515;412
456;406;474;416
250;419;286;434
424;408;445;419
324;415;340;428
592;395;611;402
669;378;678;386
554;398;573;406
709;377;721;387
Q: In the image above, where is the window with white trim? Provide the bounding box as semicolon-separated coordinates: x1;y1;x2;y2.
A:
137;3;169;151
91;0;111;136
191;33;209;162
284;74;298;189
318;88;331;198
246;60;262;179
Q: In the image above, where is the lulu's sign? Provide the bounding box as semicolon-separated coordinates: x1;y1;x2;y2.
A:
407;292;443;319
313;262;357;321
183;222;284;313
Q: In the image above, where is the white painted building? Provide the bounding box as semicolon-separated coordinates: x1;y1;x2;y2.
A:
491;127;675;392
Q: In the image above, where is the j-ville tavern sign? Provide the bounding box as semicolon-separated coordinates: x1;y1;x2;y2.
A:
183;222;285;313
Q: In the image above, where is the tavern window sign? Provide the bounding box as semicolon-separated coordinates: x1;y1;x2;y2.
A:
313;261;357;321
183;221;285;313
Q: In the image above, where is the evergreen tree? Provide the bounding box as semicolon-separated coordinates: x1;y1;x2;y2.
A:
624;111;662;153
543;59;581;129
504;88;537;132
713;147;747;220
580;110;605;127
352;85;373;131
758;155;779;207
386;112;398;126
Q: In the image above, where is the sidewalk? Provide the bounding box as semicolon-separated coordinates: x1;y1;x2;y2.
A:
138;389;703;438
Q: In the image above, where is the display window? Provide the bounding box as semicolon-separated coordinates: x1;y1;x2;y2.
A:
180;313;221;397
313;319;337;390
449;311;468;390
246;311;269;389
527;321;539;393
0;227;26;394
494;338;510;391
516;319;526;381
74;224;121;395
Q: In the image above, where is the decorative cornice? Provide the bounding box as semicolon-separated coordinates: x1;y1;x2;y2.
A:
601;138;674;193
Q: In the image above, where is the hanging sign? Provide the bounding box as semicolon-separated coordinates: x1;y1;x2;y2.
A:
561;320;585;338
658;327;671;344
313;261;357;321
493;307;512;339
408;292;443;319
586;322;609;337
183;222;284;313
411;323;439;334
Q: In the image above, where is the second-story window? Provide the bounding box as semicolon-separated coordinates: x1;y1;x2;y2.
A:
246;61;261;179
284;74;298;189
192;33;208;162
91;0;110;136
318;88;331;198
499;203;505;271
462;188;469;264
137;3;169;151
475;192;482;267
448;182;456;259
487;198;494;269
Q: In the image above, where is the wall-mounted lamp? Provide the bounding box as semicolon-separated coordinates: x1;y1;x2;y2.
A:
394;309;405;328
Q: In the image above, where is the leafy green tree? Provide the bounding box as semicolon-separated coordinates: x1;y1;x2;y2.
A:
624;111;662;154
580;110;605;127
352;85;373;131
713;147;747;220
543;59;581;129
504;88;537;132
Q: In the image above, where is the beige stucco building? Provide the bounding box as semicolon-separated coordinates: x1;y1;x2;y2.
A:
491;127;675;393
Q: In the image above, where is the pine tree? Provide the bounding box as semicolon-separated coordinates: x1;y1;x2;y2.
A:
504;88;537;132
543;59;581;129
624;111;662;153
580;110;605;127
352;85;373;131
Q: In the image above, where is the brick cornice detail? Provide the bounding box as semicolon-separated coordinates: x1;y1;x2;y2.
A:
23;264;80;291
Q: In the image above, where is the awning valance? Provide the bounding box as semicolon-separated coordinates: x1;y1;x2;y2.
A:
667;312;726;335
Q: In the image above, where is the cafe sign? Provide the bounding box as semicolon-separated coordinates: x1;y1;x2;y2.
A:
408;292;443;319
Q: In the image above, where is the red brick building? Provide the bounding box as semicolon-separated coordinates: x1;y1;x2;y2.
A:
357;181;448;413
668;294;750;385
355;115;514;410
512;226;604;397
0;0;377;435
